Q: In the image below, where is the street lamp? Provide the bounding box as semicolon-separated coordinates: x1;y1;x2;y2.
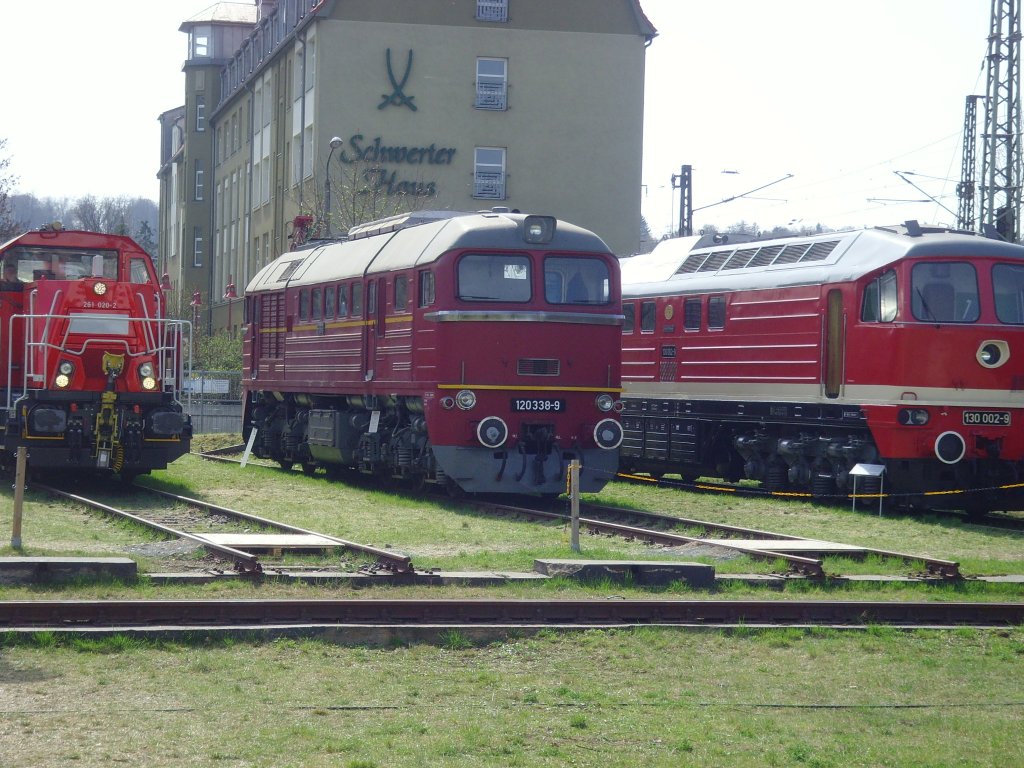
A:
190;290;202;330
223;277;238;336
323;135;343;236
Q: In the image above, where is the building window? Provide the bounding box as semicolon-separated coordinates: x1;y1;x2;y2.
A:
193;227;203;267
195;97;206;132
194;160;204;201
473;147;506;199
191;25;211;58
476;0;508;22
475;58;508;110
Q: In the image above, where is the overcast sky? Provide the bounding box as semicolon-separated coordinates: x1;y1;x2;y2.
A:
2;1;993;241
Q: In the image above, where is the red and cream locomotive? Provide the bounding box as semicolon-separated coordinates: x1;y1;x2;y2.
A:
242;209;623;495
620;222;1024;512
0;225;191;478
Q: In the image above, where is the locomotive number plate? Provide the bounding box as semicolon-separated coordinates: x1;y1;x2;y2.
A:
962;410;1011;426
512;398;565;413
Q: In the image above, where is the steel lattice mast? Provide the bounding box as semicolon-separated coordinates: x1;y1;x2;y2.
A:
980;0;1022;241
957;95;981;230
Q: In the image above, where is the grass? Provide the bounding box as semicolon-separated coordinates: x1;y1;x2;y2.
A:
1;453;1022;766
0;628;1022;767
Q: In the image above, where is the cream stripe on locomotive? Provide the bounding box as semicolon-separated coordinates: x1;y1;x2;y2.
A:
625;380;1024;407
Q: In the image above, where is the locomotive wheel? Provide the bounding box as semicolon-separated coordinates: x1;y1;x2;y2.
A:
301;462;318;476
277;460;294;471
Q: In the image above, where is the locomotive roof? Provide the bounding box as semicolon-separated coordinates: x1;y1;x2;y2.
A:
621;223;1024;297
246;210;611;293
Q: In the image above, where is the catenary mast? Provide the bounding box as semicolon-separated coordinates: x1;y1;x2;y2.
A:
979;0;1022;241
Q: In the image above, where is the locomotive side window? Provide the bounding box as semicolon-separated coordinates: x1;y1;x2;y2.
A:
299;290;309;321
338;284;348;317
419;270;435;307
367;281;377;315
544;257;610;305
622;303;635;333
640;301;656;332
458;253;531;302
911;262;978;323
708;296;726;329
993;263;1024;324
129;258;150;284
311;287;322;320
352;283;363;315
325;285;335;318
394;275;409;312
861;269;898;322
684;297;702;331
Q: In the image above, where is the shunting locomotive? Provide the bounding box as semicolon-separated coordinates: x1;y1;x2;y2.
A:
0;225;191;478
242;209;623;494
620;222;1024;512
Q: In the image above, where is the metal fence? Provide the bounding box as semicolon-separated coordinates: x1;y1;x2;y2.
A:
183;369;243;435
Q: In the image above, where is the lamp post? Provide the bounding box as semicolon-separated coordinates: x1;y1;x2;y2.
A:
223;277;238;336
323;135;343;235
190;290;202;331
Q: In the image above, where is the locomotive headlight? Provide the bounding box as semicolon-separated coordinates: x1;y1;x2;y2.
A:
594;418;624;450
138;361;157;390
898;408;930;426
977;340;1009;369
93;282;107;296
595;393;615;412
455;389;477;410
54;374;70;389
58;360;75;376
477;416;509;449
523;215;556;244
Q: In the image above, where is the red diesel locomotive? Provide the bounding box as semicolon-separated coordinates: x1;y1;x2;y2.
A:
0;225;191;477
242;210;623;494
620;222;1024;512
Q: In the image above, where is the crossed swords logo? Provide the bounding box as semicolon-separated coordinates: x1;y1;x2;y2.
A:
379;48;417;111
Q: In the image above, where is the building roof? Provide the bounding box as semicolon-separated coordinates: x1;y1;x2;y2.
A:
179;2;258;30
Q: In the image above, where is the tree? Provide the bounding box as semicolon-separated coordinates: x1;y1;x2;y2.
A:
305;157;430;238
0;139;20;241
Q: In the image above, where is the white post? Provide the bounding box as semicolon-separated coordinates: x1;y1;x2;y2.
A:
240;428;259;468
11;446;27;548
569;459;580;553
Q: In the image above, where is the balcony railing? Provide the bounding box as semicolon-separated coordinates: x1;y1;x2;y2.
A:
476;0;509;23
473;171;506;200
474;81;508;110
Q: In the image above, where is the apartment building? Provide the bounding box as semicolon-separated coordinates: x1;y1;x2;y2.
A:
157;0;655;331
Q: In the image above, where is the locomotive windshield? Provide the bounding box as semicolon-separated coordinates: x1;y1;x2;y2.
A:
544;256;611;305
457;253;532;301
993;263;1024;324
2;246;118;282
911;262;979;323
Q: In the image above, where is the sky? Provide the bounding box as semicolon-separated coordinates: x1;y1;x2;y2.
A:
1;1;994;240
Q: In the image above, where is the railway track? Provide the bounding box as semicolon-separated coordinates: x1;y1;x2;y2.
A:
618;473;1024;530
468;498;962;579
35;482;413;575
0;598;1020;629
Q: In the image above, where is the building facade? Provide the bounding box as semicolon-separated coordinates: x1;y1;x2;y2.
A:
157;0;655;332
